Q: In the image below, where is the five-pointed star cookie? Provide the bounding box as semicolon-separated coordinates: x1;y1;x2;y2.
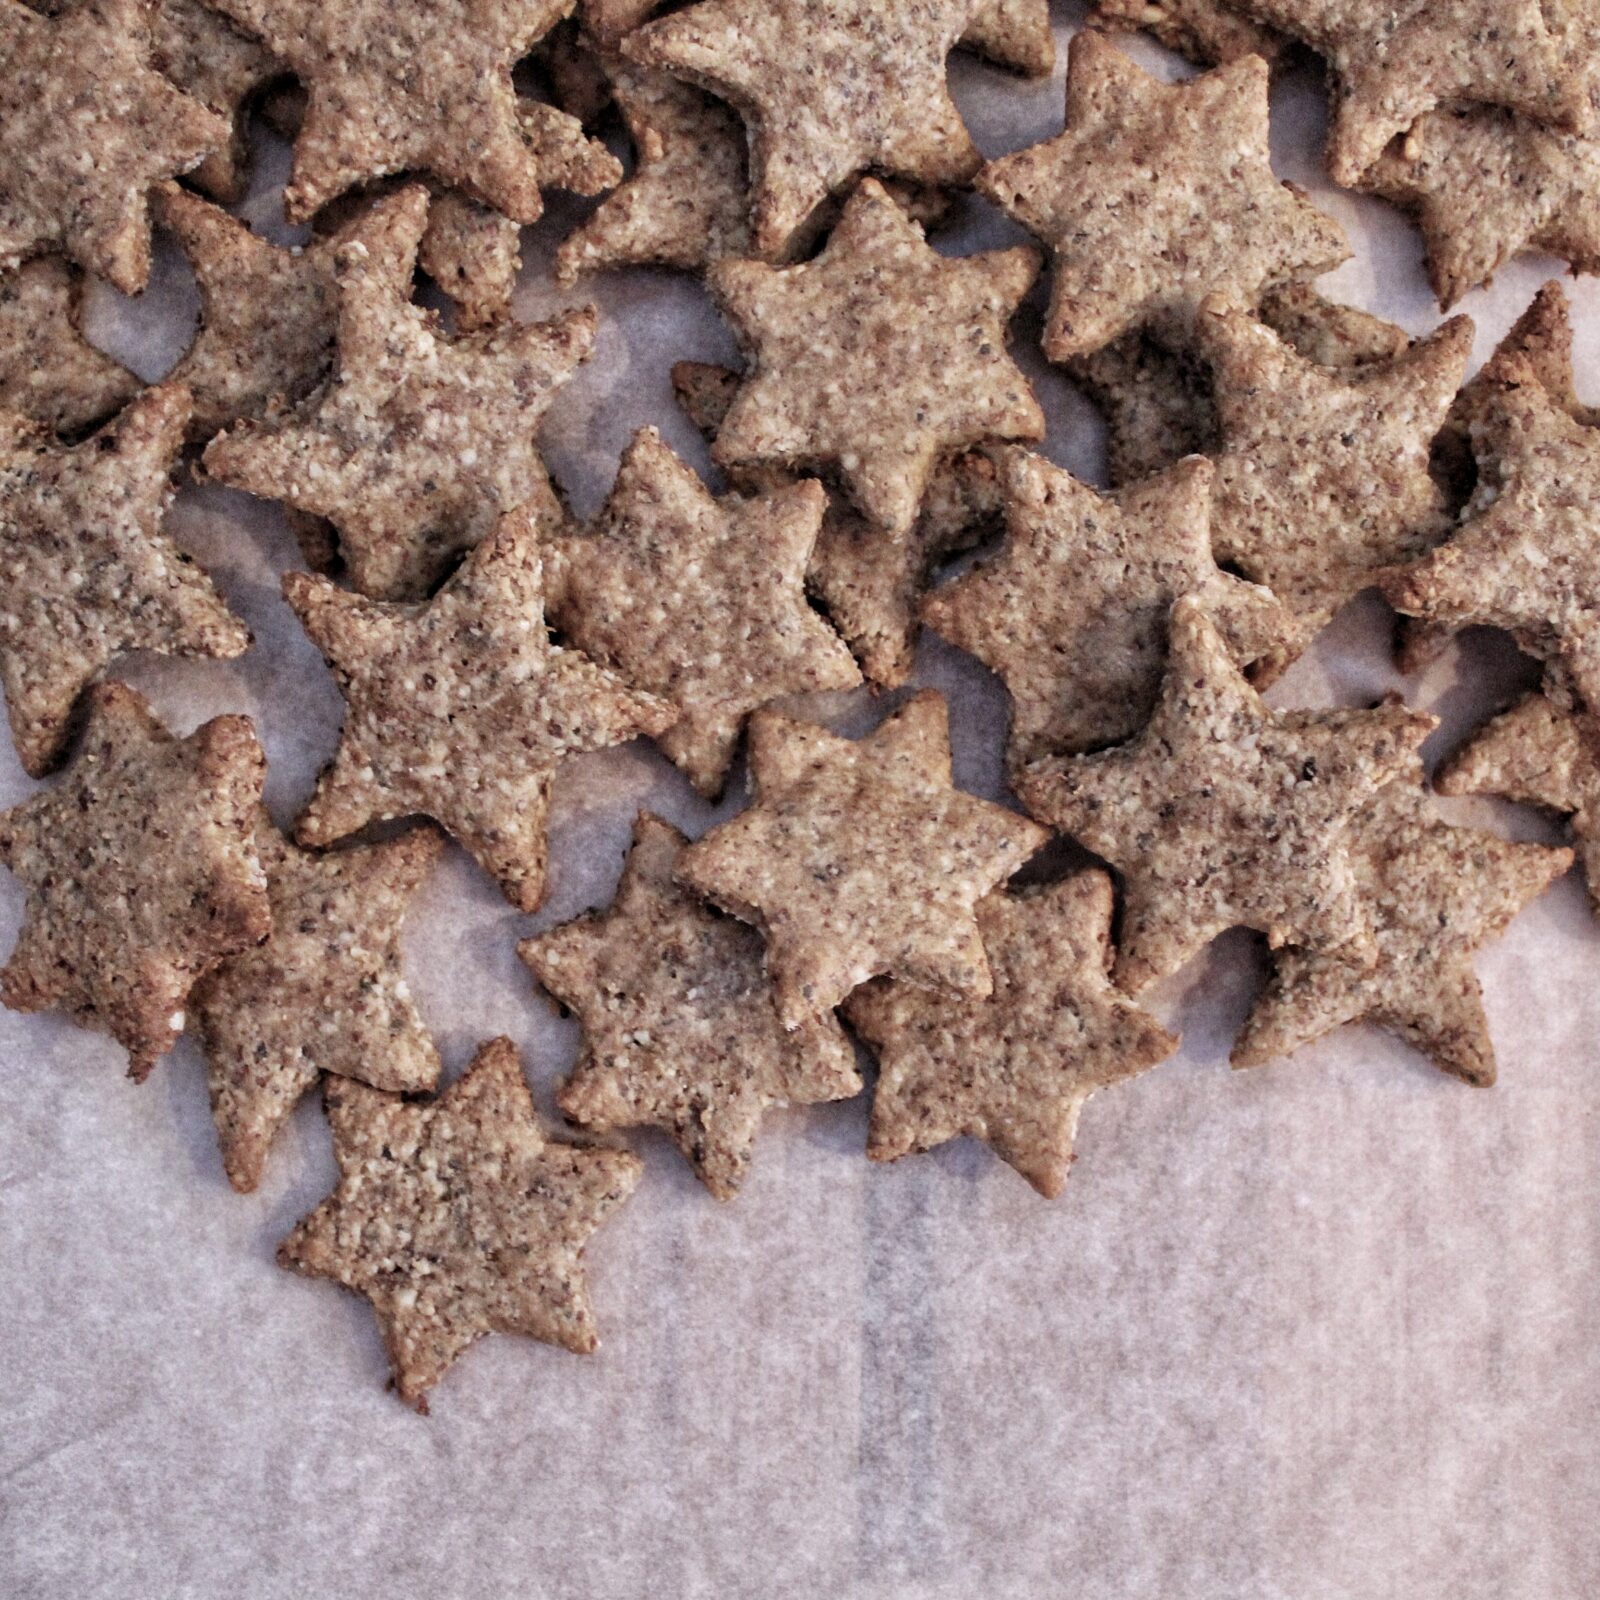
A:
544;427;860;797
204;0;618;223
1089;0;1286;68
204;184;595;600
977;34;1349;362
1015;597;1435;993
705;178;1043;537
1070;284;1412;490
192;818;444;1195
0;681;269;1079
1384;355;1600;725
279;1035;642;1411
626;0;985;257
0;0;226;293
1238;0;1587;185
0;254;139;435
922;450;1292;766
1436;692;1600;913
285;501;676;913
523;813;863;1200
1197;298;1473;663
672;359;1003;687
1233;757;1571;1086
151;0;281;202
846;871;1178;1197
677;690;1049;1027
0;382;250;777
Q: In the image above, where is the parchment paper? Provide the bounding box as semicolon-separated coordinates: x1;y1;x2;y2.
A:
2;10;1597;1598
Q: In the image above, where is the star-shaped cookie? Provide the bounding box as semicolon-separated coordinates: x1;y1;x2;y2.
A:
1233;758;1572;1085
523;813;863;1200
1436;693;1600;913
205;0;618;223
0;382;250;777
286;501;676;913
705;177;1043;537
1383;355;1600;724
1197;298;1473;663
1238;0;1587;185
0;681;269;1079
0;0;225;293
0;253;139;434
846;871;1178;1197
672;360;1002;687
1089;0;1286;68
625;0;984;257
544;427;860;797
923;450;1291;766
977;34;1349;362
279;1036;642;1411
1015;596;1435;993
204;184;596;601
677;690;1049;1027
192;818;444;1194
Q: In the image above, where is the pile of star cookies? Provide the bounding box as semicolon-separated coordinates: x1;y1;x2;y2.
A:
1;1;1596;1411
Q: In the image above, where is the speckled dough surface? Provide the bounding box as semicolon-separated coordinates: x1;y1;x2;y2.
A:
0;682;269;1079
922;450;1291;766
977;35;1349;362
1238;0;1588;185
626;0;984;257
523;814;862;1200
1436;692;1600;913
1197;298;1472;664
846;871;1178;1198
677;690;1048;1027
203;0;617;223
0;254;139;435
279;1036;643;1411
1089;0;1285;67
1233;757;1571;1086
544;427;860;797
1015;597;1434;993
0;0;225;293
192;819;444;1195
672;360;1003;688
204;186;595;601
286;502;676;913
706;178;1043;536
0;383;250;777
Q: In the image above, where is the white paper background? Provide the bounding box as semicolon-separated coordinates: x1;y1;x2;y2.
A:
2;9;1597;1598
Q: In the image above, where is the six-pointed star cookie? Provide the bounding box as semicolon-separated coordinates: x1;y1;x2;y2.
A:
706;177;1043;536
672;359;1003;688
204;0;618;222
544;427;860;797
0;382;250;777
1384;354;1600;725
1197;298;1473;662
846;871;1178;1197
677;690;1049;1027
285;501;676;913
0;254;138;434
0;0;225;293
978;34;1349;362
192;818;444;1195
922;450;1292;766
0;681;269;1078
1239;0;1587;185
1233;756;1571;1085
523;813;863;1200
626;0;984;257
1015;597;1435;993
204;184;596;601
279;1035;642;1411
1436;693;1600;913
